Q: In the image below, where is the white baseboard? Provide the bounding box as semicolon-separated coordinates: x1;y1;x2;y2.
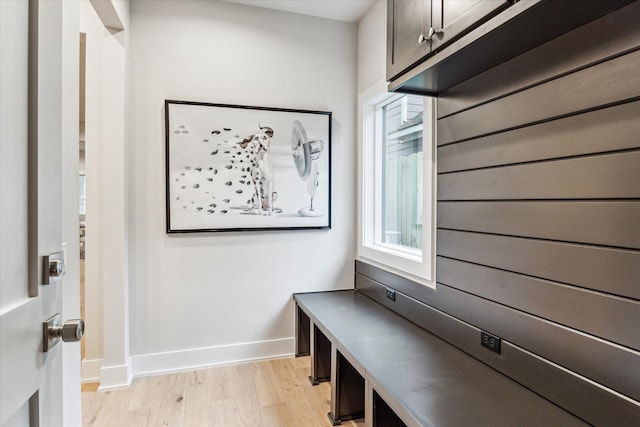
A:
132;337;295;377
98;359;133;391
81;358;103;383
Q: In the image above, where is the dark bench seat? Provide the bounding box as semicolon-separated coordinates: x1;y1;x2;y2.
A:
294;290;587;427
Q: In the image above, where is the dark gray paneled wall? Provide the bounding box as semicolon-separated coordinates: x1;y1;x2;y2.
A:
436;0;640;420
359;2;640;426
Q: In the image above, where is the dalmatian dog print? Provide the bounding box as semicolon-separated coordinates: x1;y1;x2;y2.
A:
165;101;330;231
239;125;279;215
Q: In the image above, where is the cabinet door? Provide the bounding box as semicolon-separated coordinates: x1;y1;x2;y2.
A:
387;0;432;80
431;0;511;51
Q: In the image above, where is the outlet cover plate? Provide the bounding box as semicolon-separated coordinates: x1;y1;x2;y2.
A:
481;331;501;354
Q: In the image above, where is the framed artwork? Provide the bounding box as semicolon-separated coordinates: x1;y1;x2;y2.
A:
165;100;331;232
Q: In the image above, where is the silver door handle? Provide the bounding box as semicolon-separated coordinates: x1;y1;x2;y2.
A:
43;314;84;352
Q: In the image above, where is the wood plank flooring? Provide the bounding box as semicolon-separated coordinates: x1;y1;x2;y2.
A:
82;356;364;427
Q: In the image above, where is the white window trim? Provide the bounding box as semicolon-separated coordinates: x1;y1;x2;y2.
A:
357;81;436;288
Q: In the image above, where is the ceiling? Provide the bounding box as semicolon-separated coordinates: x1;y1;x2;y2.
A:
223;0;377;23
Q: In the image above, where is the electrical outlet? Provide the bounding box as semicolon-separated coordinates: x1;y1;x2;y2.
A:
385;288;396;301
481;331;501;354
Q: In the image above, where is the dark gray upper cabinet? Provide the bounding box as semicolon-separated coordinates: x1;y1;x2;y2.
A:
387;0;510;82
387;1;433;81
387;0;638;96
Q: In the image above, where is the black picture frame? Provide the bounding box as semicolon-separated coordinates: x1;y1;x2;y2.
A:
165;100;332;233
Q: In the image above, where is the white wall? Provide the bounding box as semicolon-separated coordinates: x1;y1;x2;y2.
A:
128;0;357;374
356;0;387;271
358;0;386;93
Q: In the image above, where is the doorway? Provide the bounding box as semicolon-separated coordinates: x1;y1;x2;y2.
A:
78;6;104;386
78;0;129;390
78;31;93;388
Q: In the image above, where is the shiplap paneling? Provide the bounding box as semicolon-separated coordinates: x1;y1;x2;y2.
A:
438;151;640;200
438;48;640;145
433;6;640;416
437;1;640;118
434;283;640;403
437;229;640;300
438;201;640;249
438;100;640;173
436;257;640;349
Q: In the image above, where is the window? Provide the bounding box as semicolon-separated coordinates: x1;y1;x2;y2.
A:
359;84;435;285
380;95;423;250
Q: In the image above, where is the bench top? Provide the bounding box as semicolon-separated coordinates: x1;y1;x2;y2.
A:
294;290;587;427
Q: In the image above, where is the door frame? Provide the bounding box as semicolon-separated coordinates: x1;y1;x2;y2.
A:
77;0;131;391
61;1;82;425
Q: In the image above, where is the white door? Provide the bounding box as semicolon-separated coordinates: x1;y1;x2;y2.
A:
0;1;80;426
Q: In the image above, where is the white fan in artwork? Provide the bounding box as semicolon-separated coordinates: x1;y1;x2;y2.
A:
291;120;325;217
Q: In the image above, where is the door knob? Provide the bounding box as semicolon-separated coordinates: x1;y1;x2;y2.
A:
43;314;85;352
49;319;84;342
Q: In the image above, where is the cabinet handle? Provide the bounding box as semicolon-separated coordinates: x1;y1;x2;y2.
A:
420;27;444;45
428;27;444;39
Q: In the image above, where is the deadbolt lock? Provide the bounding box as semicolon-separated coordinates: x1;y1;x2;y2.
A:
43;251;65;285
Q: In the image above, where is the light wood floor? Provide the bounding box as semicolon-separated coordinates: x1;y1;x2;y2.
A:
82;356;364;427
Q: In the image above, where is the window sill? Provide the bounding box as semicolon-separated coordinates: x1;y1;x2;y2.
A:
356;255;436;290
